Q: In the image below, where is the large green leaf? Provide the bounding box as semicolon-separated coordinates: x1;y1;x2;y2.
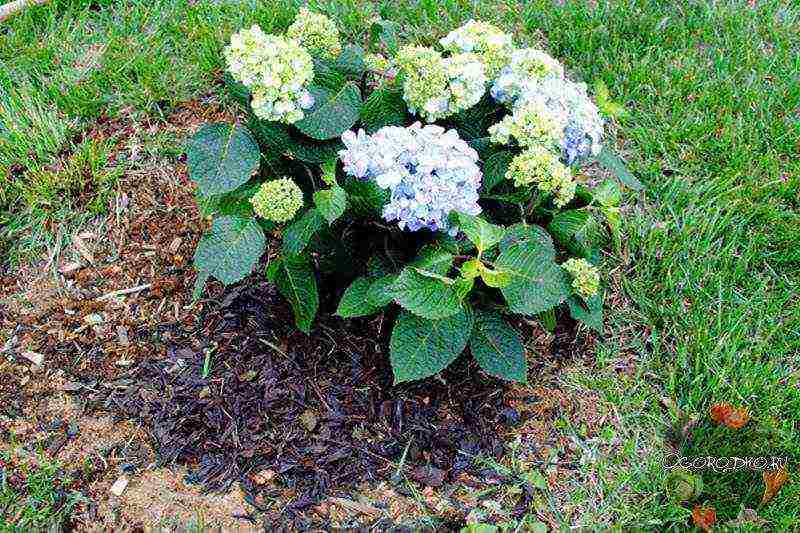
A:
470;310;527;383
360;88;407;133
567;292;604;333
336;276;381;318
295;82;362;140
223;73;250;108
499;223;555;256
495;236;571;315
389;307;474;384
547;209;606;260
370;20;399;56
411;245;454;275
341;176;389;217
312;58;346;91
194;215;265;290
335;44;366;78
392;267;462;319
313;185;347;224
455;213;505;254
481;150;512;193
367;273;399;307
596;146;644;191
282;208;325;256
186;123;260;195
269;255;319;334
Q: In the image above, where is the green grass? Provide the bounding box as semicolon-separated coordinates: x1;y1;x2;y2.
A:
0;449;86;531
1;0;798;528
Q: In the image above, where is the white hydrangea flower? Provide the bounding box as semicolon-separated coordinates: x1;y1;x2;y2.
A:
224;25;315;124
397;46;487;122
439;19;514;78
338;123;482;233
490;47;564;105
489;76;604;164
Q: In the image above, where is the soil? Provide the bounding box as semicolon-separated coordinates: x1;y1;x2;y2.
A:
0;98;601;530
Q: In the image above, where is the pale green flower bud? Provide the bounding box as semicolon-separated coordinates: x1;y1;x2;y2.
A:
506;146;575;207
562;258;600;299
250;178;304;223
286;8;342;61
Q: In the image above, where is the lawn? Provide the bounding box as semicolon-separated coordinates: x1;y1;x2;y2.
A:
1;0;798;529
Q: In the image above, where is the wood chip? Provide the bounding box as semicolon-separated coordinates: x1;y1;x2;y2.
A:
72;234;95;264
110;476;129;496
20;350;44;366
59;262;83;275
329;497;381;516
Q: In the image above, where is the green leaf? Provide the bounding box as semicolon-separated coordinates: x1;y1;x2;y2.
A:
548;209;606;260
370;20;399;56
455;213;505;254
295;82;362;140
389;307;474;384
313;185;347;224
499;223;554;256
360;88;407;133
186;123;260;195
336;277;380;318
194;216;265;287
453;277;474;300
335;44;365;77
270;255;319;334
495;236;571;316
592;179;621;207
341;176;390;217
470;310;527;383
312;58;346;91
282;208;325;256
289;137;343;163
480;266;512;288
596;147;643;191
538;308;556;332
593;79;628;119
368;273;399;307
246;116;293;158
392;267;462;319
567;292;604;333
196;181;259;218
320;158;337;186
223;73;250;108
411;245;454;275
481;150;512;193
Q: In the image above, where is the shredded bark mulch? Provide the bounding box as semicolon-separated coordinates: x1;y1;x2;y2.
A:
88;277;552;525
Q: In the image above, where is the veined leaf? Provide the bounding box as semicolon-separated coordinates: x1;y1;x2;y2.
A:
392;267;462;319
295;82;362;140
313;185;347;224
360;88;407;133
336;276;380;318
482;150;512;193
455;213;505;254
186;123;260;196
282;208;325;256
193;215;265;288
389;307;474;384
470;310;527;383
567;292;604;333
596;147;644;191
270;254;319;334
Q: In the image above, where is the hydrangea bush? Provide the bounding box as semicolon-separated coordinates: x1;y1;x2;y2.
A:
187;14;642;384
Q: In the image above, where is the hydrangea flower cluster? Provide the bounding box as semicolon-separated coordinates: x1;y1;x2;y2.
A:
506;146;575;207
250;177;304;223
286;8;342;61
562;258;600;298
338;123;482;232
490;48;564;105
439;19;514;78
488;97;563;149
396;46;487;122
518;77;604;163
224;25;315;124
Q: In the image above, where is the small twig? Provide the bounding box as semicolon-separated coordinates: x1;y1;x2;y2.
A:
0;0;48;22
95;283;151;302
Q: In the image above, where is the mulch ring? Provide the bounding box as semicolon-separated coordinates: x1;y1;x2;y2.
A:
80;274;583;528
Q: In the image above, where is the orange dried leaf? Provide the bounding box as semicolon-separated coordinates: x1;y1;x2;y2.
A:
723;407;750;429
692;505;716;532
709;402;749;429
709;403;733;423
762;467;789;504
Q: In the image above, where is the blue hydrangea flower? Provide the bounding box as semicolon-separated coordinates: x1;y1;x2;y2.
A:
339;123;482;233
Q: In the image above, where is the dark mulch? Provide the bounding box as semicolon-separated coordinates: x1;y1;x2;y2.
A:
80;275;572;525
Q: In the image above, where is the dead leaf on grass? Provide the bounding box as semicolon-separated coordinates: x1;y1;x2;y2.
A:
709;402;750;429
692;505;716;531
761;466;789;505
